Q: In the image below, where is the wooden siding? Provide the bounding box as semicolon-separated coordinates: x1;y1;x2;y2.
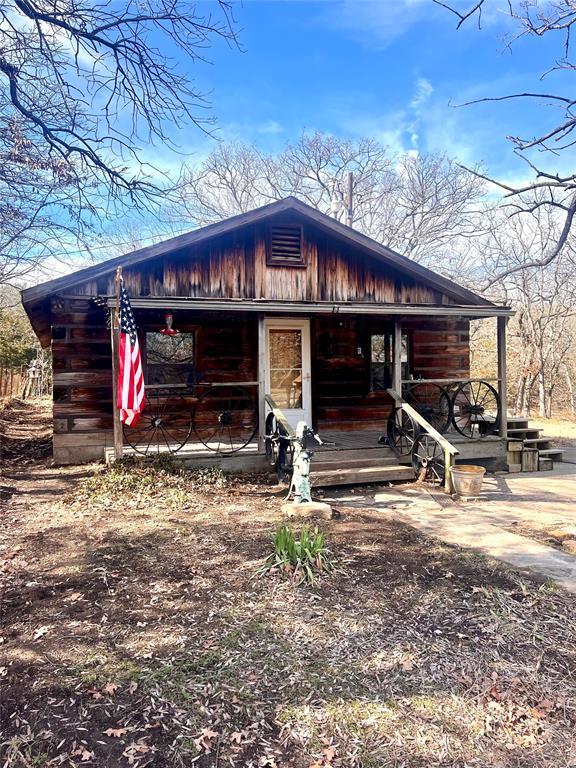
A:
313;316;470;432
51;296;258;463
67;219;449;306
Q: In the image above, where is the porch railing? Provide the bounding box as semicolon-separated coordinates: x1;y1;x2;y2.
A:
387;387;459;494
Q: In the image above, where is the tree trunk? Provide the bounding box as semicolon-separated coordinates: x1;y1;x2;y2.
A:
563;363;576;418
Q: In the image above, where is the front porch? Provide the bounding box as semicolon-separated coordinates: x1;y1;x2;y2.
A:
105;300;512;489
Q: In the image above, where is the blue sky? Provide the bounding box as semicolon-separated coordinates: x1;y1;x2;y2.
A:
147;0;567;189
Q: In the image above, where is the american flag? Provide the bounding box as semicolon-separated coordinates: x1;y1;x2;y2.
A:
117;281;145;426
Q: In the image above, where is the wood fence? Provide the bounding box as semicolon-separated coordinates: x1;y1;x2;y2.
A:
0;359;52;401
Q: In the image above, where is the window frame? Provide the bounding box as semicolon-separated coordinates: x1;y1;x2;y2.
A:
368;329;412;392
143;328;199;386
265;222;306;268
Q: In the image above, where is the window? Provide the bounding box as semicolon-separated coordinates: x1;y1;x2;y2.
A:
370;331;411;391
145;332;196;385
371;333;393;391
266;224;305;266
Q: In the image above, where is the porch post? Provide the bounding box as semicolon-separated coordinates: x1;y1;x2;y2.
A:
393;320;402;394
257;314;266;451
497;315;508;440
110;313;124;461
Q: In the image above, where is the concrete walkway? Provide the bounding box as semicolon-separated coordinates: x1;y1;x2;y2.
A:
322;461;576;593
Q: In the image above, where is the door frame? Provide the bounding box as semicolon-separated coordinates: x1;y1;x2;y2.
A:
259;317;312;436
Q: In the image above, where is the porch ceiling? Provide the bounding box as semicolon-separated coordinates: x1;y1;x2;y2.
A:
102;296;514;319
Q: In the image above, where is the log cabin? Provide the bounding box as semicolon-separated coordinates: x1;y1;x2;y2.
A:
21;197;513;484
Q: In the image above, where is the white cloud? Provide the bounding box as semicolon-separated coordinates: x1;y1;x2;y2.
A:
256;120;284;135
411;77;434;110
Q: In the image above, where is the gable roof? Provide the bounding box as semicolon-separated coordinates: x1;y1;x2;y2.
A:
21;196;493;308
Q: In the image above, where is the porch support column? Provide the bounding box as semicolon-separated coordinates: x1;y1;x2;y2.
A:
497;315;508;440
257;314;266;452
393;320;402;394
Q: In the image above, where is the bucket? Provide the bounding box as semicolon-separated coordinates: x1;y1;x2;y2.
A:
450;464;486;498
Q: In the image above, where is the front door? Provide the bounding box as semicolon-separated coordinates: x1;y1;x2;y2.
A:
264;318;312;430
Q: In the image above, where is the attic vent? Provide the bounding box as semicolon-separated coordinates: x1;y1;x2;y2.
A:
267;224;305;266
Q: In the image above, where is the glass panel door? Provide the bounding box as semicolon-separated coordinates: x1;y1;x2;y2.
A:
264;319;311;429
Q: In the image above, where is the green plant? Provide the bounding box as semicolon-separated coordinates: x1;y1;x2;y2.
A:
260;524;335;584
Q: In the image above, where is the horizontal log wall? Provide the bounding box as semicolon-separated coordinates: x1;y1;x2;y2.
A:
313;316;470;433
51;296;258;464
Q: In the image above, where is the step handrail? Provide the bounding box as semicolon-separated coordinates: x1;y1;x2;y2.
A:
264;394;296;438
387;387;459;493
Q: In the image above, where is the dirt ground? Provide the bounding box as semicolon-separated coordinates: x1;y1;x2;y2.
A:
2;400;576;768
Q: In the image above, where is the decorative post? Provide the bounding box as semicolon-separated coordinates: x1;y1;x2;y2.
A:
286;421;322;503
497;315;508;441
110;267;124;461
393;320;402;393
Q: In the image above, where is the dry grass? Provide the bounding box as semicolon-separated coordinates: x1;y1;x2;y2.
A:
532;416;576;448
2;403;576;767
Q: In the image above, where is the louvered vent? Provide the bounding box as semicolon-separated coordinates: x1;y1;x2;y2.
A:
268;224;305;266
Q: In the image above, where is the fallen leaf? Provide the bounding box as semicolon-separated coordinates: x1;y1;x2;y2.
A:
33;625;50;641
127;681;138;695
102;682;119;695
104;728;128;738
194;728;219;753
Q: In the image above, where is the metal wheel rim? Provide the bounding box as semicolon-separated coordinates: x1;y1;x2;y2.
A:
411;434;446;485
405;382;452;435
386;407;418;456
193;385;258;455
451;380;500;439
123;390;193;455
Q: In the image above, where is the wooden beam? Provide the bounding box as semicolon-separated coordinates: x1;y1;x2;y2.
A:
393;321;402;393
388;387;459;494
257;314;266;451
111;268;123;462
497;315;508;441
102;296;515;318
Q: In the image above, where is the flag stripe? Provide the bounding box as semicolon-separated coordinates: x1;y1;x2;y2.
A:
117;281;146;426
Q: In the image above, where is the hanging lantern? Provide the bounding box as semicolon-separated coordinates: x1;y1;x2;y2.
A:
160;311;179;336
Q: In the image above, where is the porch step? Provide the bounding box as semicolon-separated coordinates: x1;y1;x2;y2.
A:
313;455;401;471
522;438;552;450
506;417;530;429
312;464;414;487
538;448;564;462
500;416;564;467
507;428;542;439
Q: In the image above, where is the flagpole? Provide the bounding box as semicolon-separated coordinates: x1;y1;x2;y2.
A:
111;266;124;462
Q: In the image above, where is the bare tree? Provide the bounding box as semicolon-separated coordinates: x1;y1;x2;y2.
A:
175;131;486;271
470;204;576;417
435;0;576;284
0;0;237;288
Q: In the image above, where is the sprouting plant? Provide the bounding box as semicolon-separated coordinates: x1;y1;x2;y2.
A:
259;524;335;585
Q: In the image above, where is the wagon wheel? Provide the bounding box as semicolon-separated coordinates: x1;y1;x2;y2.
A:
193;384;258;455
264;412;294;480
386;407;418;457
451;380;500;439
411;434;446;486
123;389;193;455
404;382;452;434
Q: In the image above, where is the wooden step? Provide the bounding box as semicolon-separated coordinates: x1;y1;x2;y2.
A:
313;447;395;461
506;417;530;428
507;428;542;439
313;455;401;471
538;448;564;461
311;464;414;487
522;438;552;449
